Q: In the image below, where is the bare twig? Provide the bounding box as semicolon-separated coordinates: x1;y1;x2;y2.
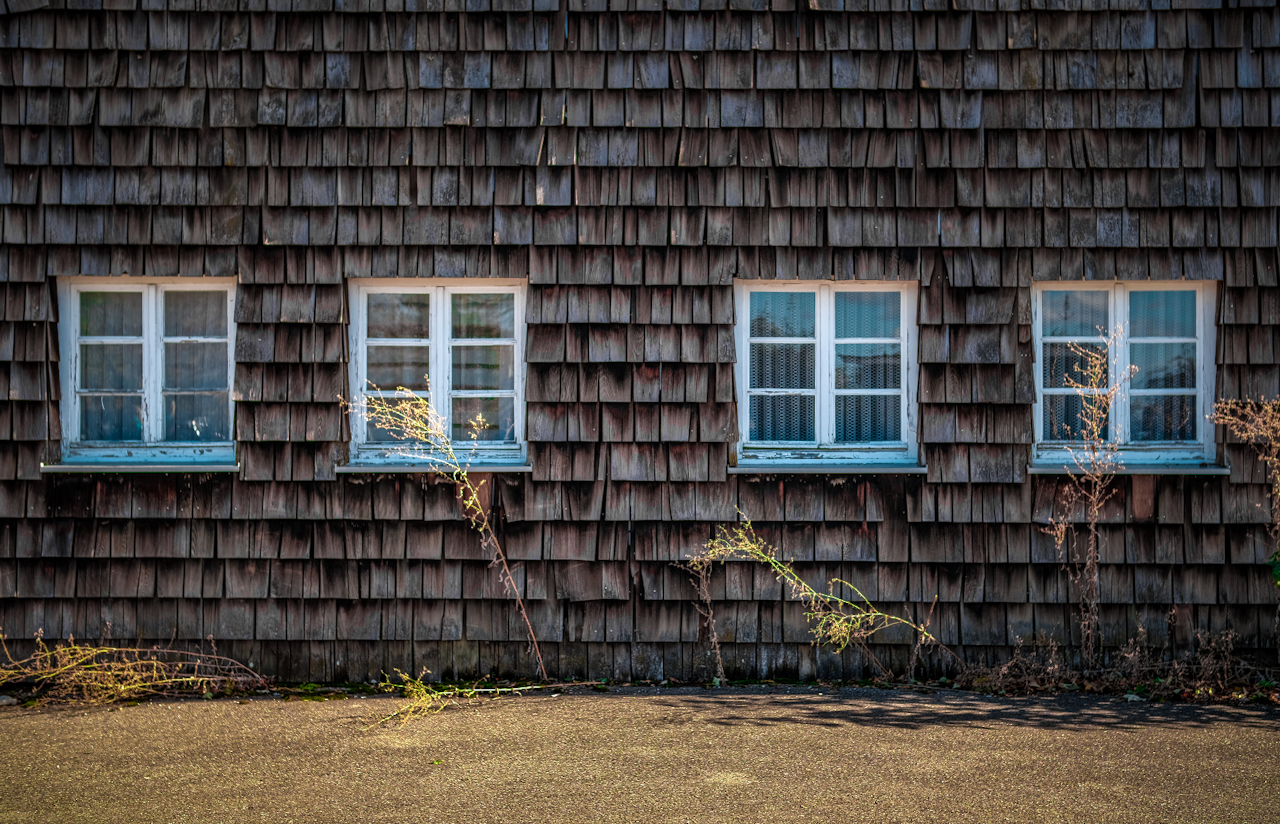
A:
1212;398;1280;588
1044;327;1135;670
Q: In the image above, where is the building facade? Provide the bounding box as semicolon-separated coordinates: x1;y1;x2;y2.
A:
0;0;1277;681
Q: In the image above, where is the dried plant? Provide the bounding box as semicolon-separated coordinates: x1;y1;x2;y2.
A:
348;383;548;681
0;631;269;705
680;517;936;681
1212;398;1280;586
671;554;727;685
367;670;593;727
1043;327;1136;670
957;626;1277;704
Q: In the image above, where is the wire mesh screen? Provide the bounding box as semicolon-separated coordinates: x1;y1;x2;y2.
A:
1130;291;1195;338
1130;396;1196;442
1131;343;1195;390
749;292;815;338
1043;290;1108;337
835;395;900;442
835;292;899;338
1042;394;1104;442
1042;343;1107;389
835;344;900;390
750;342;815;389
749;395;815;442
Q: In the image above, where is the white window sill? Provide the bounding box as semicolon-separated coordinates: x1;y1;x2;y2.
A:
337;463;532;474
1027;464;1229;476
730;463;927;475
42;463;240;474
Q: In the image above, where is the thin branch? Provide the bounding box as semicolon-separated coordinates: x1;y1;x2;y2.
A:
347;382;548;682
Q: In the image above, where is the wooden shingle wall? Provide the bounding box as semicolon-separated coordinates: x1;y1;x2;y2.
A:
0;0;1278;681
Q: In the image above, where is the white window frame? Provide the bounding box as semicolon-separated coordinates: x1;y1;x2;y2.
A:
733;280;919;468
56;277;237;464
348;279;526;466
1031;280;1217;467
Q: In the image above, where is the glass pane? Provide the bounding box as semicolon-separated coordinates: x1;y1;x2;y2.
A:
164;291;227;337
366;398;414;443
835;344;900;390
452;345;514;391
368;293;430;339
452;293;514;339
1131;395;1196;442
750;343;815;390
452;397;516;443
749;395;815;442
164;393;230;442
164;342;227;390
1042;343;1107;389
80;292;142;337
80;344;143;391
80;396;143;441
1130;291;1195;338
1042;290;1108;337
1042;394;1107;442
750;292;815;338
835;292;899;339
367;345;431;391
836;395;901;443
1131;343;1195;390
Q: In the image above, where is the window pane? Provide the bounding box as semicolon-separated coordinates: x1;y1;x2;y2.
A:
80;344;143;391
1042;290;1108;337
1042;343;1107;389
1130;291;1195;338
1042;395;1107;442
452;397;515;442
750;343;815;389
367;345;431;391
164;291;227;337
368;293;430;339
835;292;899;338
81;292;142;337
835;344;900;390
1131;343;1195;390
164;342;227;390
364;398;424;443
750;292;815;338
452;345;514;391
749;395;815;442
836;395;901;442
164;393;230;442
452;293;514;339
1131;395;1196;442
80;396;143;441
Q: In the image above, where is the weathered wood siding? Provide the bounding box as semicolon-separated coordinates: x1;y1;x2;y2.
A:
0;0;1277;681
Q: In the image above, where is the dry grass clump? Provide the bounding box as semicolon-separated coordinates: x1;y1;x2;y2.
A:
956;630;1279;703
0;630;269;706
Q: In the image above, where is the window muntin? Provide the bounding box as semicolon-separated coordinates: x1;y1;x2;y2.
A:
736;282;918;466
59;280;235;462
350;282;524;463
1033;281;1215;465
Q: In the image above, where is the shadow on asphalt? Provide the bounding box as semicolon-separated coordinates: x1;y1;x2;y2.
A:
605;689;1280;733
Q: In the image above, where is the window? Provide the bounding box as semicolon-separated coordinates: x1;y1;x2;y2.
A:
57;279;236;463
1032;281;1217;466
349;281;525;465
734;282;918;467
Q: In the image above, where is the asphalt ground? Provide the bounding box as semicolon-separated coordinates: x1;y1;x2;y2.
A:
1;685;1277;824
